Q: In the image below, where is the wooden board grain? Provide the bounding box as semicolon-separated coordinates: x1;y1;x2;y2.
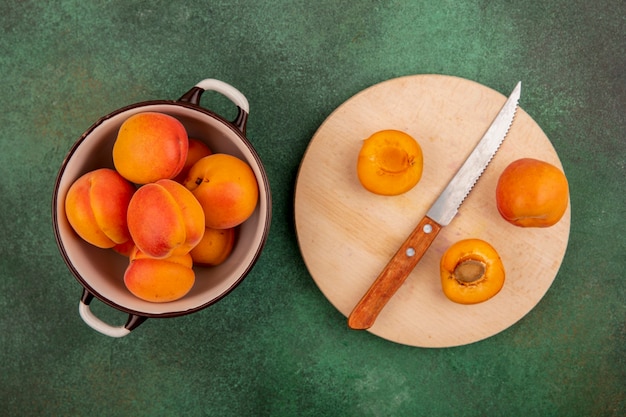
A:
294;74;571;348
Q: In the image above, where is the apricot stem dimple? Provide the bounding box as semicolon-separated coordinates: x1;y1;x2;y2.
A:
454;259;486;283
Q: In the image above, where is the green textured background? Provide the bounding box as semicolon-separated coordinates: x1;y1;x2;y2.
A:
1;1;624;416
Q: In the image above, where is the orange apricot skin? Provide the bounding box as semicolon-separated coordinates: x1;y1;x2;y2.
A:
184;154;259;229
112;240;135;257
440;239;505;305
173;138;212;183
112;112;189;184
127;179;205;259
124;248;195;303
357;130;423;196
190;227;236;266
64;168;135;248
496;158;569;228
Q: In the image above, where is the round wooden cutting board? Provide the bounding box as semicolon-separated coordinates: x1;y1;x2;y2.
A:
294;74;570;348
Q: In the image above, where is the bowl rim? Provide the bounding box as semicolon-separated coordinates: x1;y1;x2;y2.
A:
52;99;272;318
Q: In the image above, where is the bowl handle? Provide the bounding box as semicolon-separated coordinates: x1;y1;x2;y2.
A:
178;78;250;134
78;289;147;338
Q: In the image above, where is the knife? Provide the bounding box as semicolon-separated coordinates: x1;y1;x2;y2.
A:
348;81;522;330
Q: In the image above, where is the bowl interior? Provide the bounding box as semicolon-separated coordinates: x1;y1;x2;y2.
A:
54;103;270;316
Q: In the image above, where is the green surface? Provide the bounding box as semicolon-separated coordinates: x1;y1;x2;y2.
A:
1;1;624;416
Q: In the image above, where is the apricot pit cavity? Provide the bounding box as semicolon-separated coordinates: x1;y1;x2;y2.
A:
454;259;486;284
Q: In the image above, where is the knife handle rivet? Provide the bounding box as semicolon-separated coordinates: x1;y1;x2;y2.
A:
423;224;433;234
406;247;416;257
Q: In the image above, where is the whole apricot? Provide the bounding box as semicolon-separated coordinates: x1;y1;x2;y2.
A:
496;158;569;227
190;226;236;266
112;112;189;184
440;239;505;305
64;168;135;248
124;247;195;303
112;239;135;257
357;130;423;196
173;138;212;183
184;154;259;229
127;179;205;259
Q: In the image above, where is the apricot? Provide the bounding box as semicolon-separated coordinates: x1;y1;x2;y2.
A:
127;179;205;259
184;154;259;229
440;239;505;305
173;138;212;183
112;112;189;184
64;168;135;248
496;158;569;227
112;239;135;257
357;130;423;196
190;226;236;266
124;247;195;302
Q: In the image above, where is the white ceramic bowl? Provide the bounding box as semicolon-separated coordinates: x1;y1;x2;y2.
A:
52;79;272;337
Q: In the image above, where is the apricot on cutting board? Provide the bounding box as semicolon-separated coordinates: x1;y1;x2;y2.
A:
496;158;569;228
356;129;423;196
440;238;505;305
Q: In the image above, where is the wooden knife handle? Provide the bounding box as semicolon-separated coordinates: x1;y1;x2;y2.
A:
348;216;442;330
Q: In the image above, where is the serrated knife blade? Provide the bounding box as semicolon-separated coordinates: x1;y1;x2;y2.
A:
348;81;521;330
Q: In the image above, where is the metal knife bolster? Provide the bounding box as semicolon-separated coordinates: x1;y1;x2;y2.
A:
348;81;522;330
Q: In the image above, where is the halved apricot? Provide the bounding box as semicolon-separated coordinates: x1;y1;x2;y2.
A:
356;130;423;196
440;238;505;305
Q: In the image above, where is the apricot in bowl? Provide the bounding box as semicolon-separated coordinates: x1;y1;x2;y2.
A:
190;226;236;266
127;178;205;259
124;246;196;303
112;112;189;184
183;153;259;229
64;168;135;249
173;138;212;183
357;129;423;196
